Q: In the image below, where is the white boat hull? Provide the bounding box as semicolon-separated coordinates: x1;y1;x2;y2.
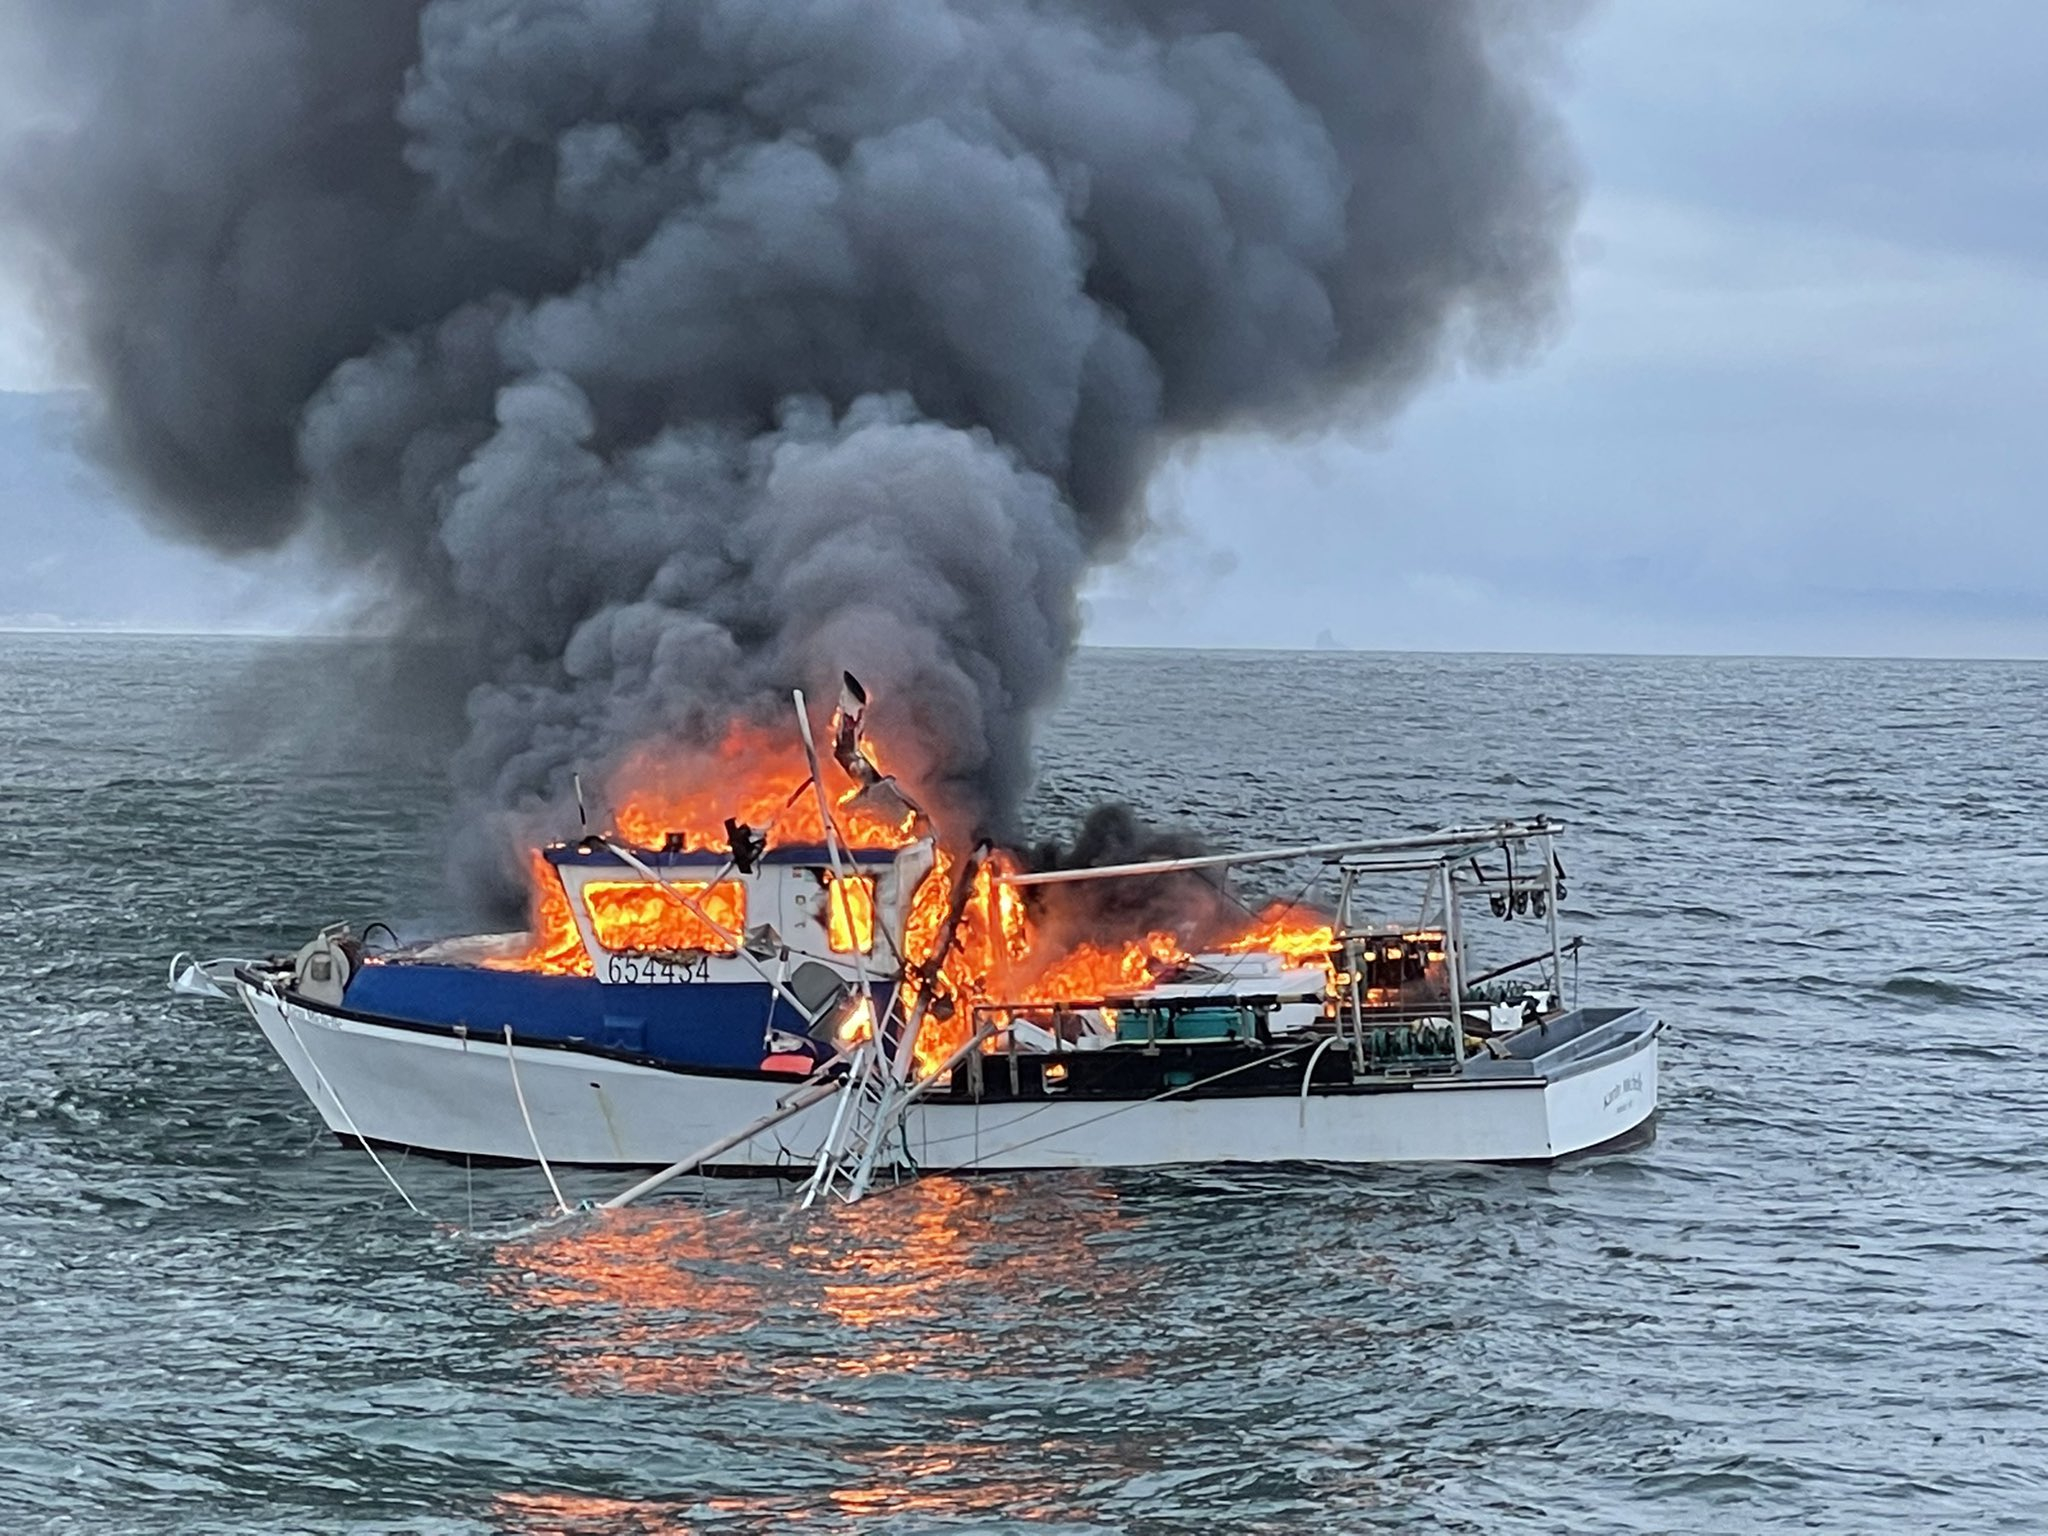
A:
239;987;1661;1172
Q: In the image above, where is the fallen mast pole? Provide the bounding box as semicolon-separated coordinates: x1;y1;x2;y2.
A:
600;1078;845;1210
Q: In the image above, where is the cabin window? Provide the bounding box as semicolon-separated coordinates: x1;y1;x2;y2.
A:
824;873;876;954
582;880;745;955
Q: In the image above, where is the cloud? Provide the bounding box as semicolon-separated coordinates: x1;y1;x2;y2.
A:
0;283;61;392
0;391;346;632
1083;0;2048;660
1100;179;2048;656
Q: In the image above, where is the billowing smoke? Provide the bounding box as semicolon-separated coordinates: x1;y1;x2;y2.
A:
2;1;1582;913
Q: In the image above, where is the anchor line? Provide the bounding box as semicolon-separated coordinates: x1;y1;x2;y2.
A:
260;989;425;1218
503;1026;571;1216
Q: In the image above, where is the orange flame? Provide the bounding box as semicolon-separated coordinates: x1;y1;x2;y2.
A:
824;873;876;954
1217;902;1339;970
489;718;1344;1069
584;879;745;954
1012;930;1187;1003
491;851;593;976
610;724;917;853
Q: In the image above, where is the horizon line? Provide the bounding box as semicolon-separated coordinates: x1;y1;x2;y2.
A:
4;623;2044;666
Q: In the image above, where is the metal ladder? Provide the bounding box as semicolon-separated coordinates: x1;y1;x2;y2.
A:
798;1036;914;1207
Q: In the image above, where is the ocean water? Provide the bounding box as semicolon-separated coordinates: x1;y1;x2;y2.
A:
3;632;2045;1534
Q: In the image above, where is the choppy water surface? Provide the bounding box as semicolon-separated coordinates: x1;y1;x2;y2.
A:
3;634;2045;1534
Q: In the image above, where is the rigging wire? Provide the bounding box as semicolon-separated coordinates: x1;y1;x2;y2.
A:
262;991;425;1218
503;1025;571;1216
946;1040;1319;1171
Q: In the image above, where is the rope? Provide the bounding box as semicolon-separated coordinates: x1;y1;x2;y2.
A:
256;988;425;1217
1298;1032;1345;1127
936;1040;1317;1169
503;1025;571;1216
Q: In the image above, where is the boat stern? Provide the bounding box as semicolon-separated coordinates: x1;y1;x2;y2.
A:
1465;1006;1663;1159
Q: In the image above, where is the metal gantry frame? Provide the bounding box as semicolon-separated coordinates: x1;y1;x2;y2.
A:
1002;817;1570;1074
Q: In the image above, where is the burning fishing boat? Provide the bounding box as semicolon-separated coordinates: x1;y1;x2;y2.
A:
173;683;1660;1199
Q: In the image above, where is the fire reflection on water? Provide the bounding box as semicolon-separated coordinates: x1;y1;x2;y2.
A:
493;1441;1105;1534
492;1492;696;1535
486;1177;1165;1530
492;1178;1148;1391
493;1440;1110;1532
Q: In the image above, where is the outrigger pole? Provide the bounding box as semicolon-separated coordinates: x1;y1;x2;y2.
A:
791;687;881;1026
797;824;993;1206
601;1075;847;1210
885;839;992;1086
997;820;1566;888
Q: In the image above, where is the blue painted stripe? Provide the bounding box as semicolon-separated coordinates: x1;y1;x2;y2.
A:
341;963;879;1072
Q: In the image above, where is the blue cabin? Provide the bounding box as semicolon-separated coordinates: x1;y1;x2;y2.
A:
330;837;937;1075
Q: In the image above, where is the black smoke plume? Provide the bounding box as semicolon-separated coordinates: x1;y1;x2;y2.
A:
1015;802;1237;968
2;1;1582;914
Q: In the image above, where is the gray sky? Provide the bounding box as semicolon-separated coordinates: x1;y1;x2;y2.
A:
4;1;2045;654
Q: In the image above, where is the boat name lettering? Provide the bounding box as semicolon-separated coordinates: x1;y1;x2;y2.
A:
1603;1073;1644;1109
604;953;712;986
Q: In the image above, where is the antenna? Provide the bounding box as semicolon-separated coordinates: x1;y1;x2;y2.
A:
573;772;588;831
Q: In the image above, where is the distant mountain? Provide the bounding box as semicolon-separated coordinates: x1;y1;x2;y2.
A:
0;391;304;631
